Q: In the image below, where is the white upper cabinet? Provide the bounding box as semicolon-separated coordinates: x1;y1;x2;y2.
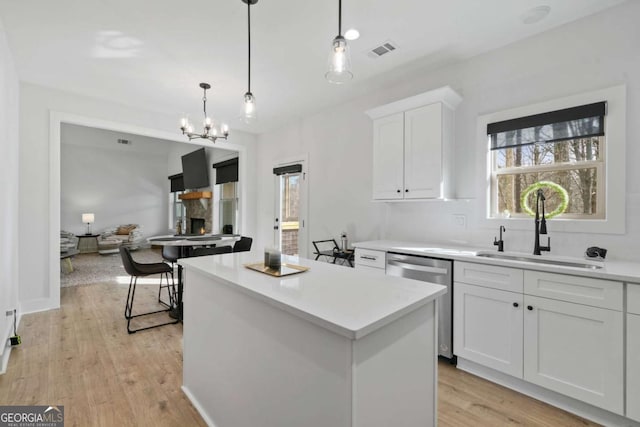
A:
366;86;462;201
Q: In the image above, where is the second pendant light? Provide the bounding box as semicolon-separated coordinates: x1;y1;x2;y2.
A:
242;0;258;123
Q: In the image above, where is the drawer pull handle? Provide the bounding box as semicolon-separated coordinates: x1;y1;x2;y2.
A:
360;256;377;261
513;302;519;308
527;305;533;311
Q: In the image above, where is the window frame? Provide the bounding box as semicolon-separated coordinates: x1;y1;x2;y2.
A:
476;85;626;234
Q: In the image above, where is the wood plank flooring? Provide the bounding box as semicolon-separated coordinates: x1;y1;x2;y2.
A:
0;282;598;426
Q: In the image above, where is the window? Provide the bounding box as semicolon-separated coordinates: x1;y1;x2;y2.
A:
218;181;238;233
489;102;606;220
168;173;186;231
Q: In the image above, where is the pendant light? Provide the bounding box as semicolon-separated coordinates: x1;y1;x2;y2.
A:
242;0;258;123
325;0;353;84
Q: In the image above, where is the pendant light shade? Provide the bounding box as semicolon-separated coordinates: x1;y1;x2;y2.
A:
243;91;256;123
326;0;353;84
242;0;258;123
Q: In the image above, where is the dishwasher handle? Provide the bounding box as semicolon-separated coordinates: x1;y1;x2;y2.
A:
387;260;449;275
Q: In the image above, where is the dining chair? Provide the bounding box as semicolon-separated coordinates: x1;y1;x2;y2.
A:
191;246;233;257
233;236;253;252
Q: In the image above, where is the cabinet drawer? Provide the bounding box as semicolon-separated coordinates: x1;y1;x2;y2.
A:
354;248;385;269
354;264;386;276
628;284;640;315
454;261;523;292
524;271;622;311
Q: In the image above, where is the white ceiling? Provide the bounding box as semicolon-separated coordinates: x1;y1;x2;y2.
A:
0;0;625;134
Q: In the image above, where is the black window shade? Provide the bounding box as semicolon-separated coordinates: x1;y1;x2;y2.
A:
168;173;185;192
273;164;302;176
213;158;239;184
488;101;606;150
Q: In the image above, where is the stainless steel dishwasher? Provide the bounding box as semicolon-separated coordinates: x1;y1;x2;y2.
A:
386;252;454;360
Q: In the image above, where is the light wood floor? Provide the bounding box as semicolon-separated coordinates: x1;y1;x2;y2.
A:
0;282;598;426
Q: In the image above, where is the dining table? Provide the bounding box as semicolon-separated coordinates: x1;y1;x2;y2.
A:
147;233;240;320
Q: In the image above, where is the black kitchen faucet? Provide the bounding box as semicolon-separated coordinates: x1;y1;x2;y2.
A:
533;188;551;255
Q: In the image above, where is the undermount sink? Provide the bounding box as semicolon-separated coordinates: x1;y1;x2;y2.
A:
474;251;603;270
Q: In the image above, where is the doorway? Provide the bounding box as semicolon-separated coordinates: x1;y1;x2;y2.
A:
273;159;307;257
46;111;248;314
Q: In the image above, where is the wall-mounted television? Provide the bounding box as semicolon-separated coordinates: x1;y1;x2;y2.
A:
181;147;210;190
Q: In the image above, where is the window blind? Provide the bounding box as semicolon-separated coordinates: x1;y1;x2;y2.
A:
213;157;239;184
168;173;185;192
273;164;302;176
487;101;606;150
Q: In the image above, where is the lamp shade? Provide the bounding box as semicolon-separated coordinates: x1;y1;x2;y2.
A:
82;213;95;224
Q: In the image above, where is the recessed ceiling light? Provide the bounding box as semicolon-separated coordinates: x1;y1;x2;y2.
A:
344;28;360;41
521;5;551;24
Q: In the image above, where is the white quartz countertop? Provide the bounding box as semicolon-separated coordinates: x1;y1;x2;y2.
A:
179;250;447;340
353;240;640;283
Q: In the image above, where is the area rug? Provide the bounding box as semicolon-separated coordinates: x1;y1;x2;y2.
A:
61;248;167;287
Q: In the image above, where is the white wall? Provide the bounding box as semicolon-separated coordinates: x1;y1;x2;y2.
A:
0;19;19;365
61;124;175;237
18;82;258;313
256;1;640;261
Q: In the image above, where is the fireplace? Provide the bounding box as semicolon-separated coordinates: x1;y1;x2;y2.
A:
190;218;206;234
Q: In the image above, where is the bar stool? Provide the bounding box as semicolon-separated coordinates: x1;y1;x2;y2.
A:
160;245;181;307
120;247;179;334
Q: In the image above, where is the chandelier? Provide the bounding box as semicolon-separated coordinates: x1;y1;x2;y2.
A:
180;83;229;143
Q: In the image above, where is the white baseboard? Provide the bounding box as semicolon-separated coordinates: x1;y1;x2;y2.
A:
456;358;640;427
20;297;58;315
0;311;21;375
181;385;217;427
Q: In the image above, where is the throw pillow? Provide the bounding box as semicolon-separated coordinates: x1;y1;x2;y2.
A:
116;225;136;235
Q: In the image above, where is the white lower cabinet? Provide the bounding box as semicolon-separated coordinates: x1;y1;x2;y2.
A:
454;264;624;415
523;295;624;414
627;313;640;422
453;282;523;377
627;284;640;422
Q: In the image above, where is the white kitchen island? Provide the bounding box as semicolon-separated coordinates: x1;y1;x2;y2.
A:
179;251;446;427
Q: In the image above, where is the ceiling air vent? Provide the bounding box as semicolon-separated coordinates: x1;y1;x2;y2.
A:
117;139;131;145
368;40;398;58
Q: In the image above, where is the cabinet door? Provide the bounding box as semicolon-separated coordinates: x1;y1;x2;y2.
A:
627;314;640;421
404;103;442;199
372;113;404;200
523;295;623;414
453;282;523;377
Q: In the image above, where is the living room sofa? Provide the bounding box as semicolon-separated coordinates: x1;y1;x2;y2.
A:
97;224;143;255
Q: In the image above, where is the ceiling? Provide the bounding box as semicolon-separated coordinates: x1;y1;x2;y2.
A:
0;0;625;134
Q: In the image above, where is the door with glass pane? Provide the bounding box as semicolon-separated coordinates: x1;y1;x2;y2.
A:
274;162;305;256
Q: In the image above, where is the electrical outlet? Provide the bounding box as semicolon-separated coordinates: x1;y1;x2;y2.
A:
453;214;466;229
5;310;13;316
